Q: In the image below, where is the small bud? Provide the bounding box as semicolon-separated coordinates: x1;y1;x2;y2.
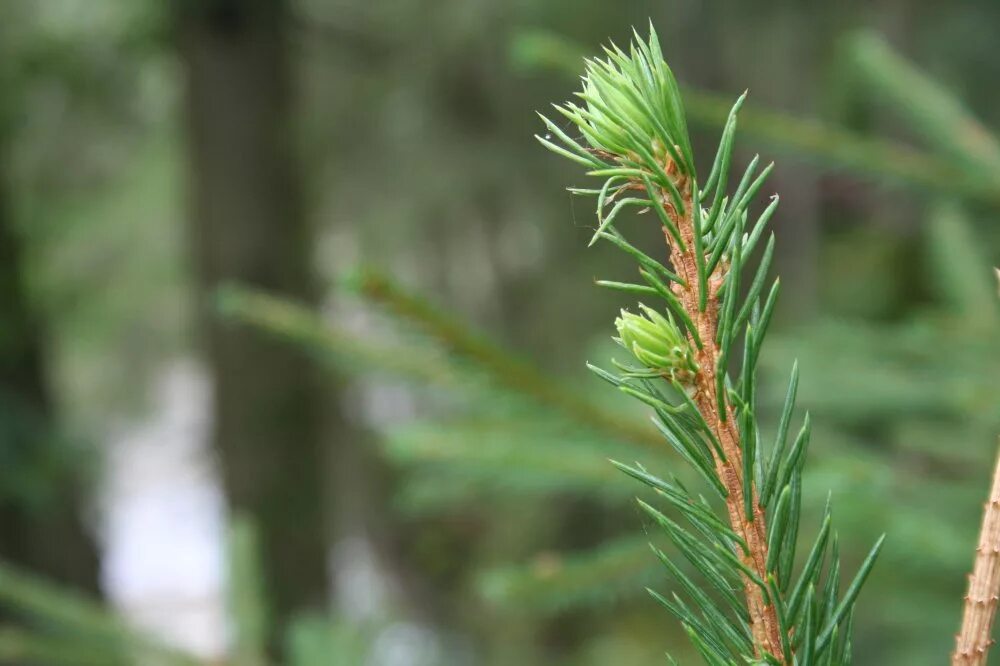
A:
581;72;658;158
614;304;698;384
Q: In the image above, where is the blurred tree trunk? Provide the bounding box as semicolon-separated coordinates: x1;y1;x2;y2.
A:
0;154;101;594
177;0;329;636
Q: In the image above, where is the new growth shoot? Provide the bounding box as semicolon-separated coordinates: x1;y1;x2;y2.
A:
538;25;884;664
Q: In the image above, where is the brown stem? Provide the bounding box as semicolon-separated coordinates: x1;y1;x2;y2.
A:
661;185;785;661
952;442;1000;665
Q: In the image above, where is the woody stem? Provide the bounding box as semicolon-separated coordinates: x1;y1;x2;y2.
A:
952;441;1000;666
662;187;785;661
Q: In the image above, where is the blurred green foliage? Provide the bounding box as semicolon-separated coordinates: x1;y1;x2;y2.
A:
0;516;381;665
0;1;998;664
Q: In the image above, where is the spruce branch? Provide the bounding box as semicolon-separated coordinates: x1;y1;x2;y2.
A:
953;442;1000;665
640;110;784;662
538;25;883;664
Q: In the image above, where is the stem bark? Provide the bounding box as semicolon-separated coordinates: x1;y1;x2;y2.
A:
662;188;785;661
952;442;1000;666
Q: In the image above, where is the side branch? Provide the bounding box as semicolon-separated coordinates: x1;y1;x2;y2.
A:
953;441;1000;666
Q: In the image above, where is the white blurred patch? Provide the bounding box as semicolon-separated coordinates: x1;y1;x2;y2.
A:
99;360;228;659
98;359;455;664
369;621;443;666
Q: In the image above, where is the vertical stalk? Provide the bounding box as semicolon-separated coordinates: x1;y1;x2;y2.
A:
952;442;1000;666
663;185;784;660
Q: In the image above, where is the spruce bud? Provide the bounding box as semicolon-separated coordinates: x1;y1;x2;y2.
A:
615;304;698;384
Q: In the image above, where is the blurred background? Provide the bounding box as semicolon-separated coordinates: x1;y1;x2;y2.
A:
1;1;999;664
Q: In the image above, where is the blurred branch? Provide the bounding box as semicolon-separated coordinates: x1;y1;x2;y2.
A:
845;31;1000;175
925;201;1000;328
0;560;199;666
385;421;649;501
217;284;465;390
222;270;665;449
0;627;116;666
477;535;654;612
218;280;676;470
682;90;1000;206
346;269;661;450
